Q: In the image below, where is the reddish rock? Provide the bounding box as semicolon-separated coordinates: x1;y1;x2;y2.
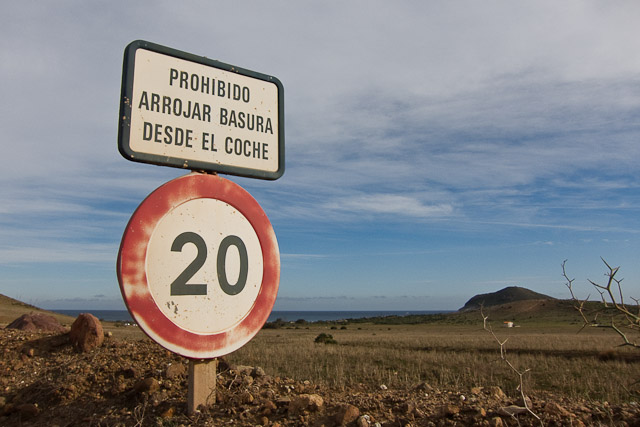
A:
161;406;175;418
471;386;484;395
240;391;254;404
6;313;67;333
165;362;186;379
21;347;35;357
289;394;324;414
544;401;571;417
134;377;160;394
69;313;104;352
442;403;460;416
242;375;254;386
335;404;360;425
357;415;373;427
261;399;277;415
252;366;266;377
487;386;507;401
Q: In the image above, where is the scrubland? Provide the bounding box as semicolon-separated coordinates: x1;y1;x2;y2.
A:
230;321;639;404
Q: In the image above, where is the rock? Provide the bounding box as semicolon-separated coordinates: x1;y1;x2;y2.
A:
261;399;277;415
357;414;372;427
415;382;433;392
69;313;104;352
134;377;160;394
255;374;273;386
544;401;571;417
21;347;35;357
490;417;505;427
6;313;67;333
242;375;254;387
252;366;266;377
122;367;137;378
486;386;507;401
234;365;254;376
276;396;292;406
442;404;460;416
240;391;254;404
288;394;324;414
335;404;360;425
161;406;175;418
165;362;186;379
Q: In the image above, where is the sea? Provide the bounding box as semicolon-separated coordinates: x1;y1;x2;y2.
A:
52;309;450;323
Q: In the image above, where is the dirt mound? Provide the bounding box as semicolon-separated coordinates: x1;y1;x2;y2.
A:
1;329;638;426
5;313;68;333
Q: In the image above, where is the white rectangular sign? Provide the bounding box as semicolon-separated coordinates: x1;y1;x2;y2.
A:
118;40;284;180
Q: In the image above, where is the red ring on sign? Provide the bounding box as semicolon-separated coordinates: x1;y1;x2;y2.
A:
117;173;279;358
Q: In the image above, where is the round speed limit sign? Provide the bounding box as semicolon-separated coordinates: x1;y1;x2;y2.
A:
117;172;280;358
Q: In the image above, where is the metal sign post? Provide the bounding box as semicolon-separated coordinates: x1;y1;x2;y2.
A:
116;40;283;415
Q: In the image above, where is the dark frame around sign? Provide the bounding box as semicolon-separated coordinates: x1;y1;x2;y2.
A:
117;40;285;180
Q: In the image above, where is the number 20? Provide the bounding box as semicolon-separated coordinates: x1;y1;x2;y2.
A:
169;232;248;296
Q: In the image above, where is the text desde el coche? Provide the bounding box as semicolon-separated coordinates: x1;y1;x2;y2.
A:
136;68;274;160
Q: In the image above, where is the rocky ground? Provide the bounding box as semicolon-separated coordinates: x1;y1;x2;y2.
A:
1;323;639;426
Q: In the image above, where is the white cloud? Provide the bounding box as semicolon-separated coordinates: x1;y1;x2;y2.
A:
325;194;453;218
0;243;117;265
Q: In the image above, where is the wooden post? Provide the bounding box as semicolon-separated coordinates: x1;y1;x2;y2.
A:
188;358;217;414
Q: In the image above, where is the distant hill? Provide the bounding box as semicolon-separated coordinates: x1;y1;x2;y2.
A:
0;294;75;326
459;286;554;312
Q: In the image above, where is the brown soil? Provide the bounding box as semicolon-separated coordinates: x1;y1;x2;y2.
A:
1;327;639;426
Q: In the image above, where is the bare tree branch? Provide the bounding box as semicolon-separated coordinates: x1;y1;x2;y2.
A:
481;306;543;426
562;259;640;349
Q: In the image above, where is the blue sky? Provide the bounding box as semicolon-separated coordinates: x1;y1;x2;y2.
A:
2;1;640;312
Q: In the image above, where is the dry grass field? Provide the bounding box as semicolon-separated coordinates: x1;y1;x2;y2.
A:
2;293;639;425
2;293;638;406
228;320;640;404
